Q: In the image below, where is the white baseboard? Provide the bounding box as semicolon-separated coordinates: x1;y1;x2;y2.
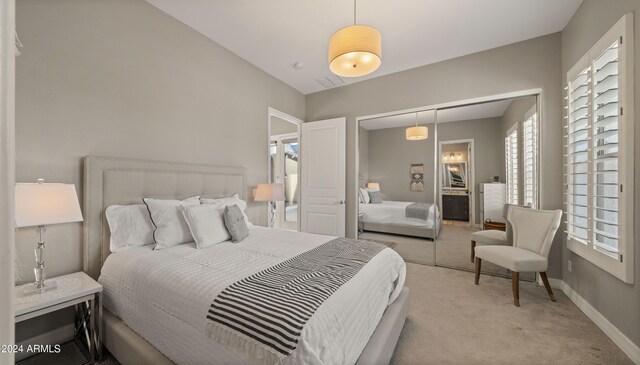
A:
541;279;640;364
14;323;74;362
535;275;563;289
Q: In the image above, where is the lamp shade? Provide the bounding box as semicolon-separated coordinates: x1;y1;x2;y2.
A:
254;183;285;202
15;183;83;227
406;126;429;141
367;183;380;191
329;25;382;77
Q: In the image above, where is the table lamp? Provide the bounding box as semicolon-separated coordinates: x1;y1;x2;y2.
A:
15;180;83;295
254;183;285;228
367;182;380;191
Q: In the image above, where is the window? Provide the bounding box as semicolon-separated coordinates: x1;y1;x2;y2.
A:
565;14;634;283
505;125;518;205
522;108;538;208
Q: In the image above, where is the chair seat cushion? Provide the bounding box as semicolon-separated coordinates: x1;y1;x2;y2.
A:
474;245;548;272
470;230;507;245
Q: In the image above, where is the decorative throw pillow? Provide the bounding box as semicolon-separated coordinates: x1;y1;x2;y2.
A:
182;204;230;249
359;188;370;204
143;196;201;250
201;194;253;226
106;204;155;252
223;204;249;243
368;190;383;204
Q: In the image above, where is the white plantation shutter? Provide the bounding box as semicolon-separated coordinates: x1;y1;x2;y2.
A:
592;40;620;254
505;126;518;205
567;66;590;243
564;14;634;283
522;109;537;209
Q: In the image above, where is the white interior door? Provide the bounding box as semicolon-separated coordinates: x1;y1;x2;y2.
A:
300;118;346;236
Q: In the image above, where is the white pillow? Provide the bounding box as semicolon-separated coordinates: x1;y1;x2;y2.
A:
143;196;201;250
201;194;253;226
182;204;230;249
106;204;155;252
359;188;370;204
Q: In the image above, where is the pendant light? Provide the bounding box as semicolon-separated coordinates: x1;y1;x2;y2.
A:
328;0;382;77
406;112;428;141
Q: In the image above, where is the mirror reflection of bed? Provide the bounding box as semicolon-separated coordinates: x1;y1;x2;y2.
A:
358;110;438;265
357;95;539;281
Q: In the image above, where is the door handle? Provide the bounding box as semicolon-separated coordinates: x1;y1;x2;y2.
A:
335;200;345;205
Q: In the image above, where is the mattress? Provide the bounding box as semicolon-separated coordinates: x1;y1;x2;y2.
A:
99;226;406;365
360;200;440;228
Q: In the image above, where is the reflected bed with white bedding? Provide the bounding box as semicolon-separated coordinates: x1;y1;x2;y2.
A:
360;201;441;240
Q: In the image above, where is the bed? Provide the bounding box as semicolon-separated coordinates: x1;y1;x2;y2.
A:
83;156;409;365
360;200;441;240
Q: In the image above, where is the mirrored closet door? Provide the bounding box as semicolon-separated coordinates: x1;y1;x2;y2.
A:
357;110;437;266
434;96;539;280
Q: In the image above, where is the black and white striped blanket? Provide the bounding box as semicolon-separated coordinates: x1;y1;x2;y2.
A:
205;237;386;363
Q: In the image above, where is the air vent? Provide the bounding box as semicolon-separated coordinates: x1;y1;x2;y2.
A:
316;75;345;89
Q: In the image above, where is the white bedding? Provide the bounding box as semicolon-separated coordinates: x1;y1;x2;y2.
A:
99;226;406;365
360;200;440;228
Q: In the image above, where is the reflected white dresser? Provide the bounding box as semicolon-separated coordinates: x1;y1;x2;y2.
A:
479;183;506;224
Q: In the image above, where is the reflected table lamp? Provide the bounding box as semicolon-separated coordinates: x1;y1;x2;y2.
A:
254;183;285;228
367;182;380;191
15;180;83;295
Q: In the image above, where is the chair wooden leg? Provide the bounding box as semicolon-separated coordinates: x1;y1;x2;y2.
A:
511;271;520;307
471;240;476;263
540;272;556;302
474;258;481;285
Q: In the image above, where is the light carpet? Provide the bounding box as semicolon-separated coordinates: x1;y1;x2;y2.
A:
390;263;632;365
19;263;632;365
361;226;536;281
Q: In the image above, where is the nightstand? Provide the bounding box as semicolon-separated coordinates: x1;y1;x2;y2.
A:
15;271;103;362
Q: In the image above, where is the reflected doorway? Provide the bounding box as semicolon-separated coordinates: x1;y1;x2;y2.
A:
268;108;303;231
434;96;539;281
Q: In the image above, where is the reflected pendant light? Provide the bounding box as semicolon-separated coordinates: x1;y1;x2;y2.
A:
328;0;382;77
406;112;428;141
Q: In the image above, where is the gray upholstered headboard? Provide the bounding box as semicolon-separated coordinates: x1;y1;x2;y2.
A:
83;156;247;279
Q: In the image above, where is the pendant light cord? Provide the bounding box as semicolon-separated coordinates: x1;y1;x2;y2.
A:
415;112;419;127
354;0;357;25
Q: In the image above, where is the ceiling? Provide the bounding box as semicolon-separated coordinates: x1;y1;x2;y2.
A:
360;99;513;130
147;0;582;95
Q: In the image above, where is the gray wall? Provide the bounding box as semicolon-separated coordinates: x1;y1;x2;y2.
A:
367;124;435;203
562;0;640;348
306;33;563;279
15;0;304;343
438;118;505;225
501;96;536;137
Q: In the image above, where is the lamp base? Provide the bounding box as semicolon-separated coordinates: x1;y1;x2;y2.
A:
21;280;57;296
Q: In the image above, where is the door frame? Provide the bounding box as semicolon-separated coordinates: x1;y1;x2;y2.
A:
354;88;542;236
267;107;303;231
270;132;298;230
0;0;16;362
438;139;476;227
